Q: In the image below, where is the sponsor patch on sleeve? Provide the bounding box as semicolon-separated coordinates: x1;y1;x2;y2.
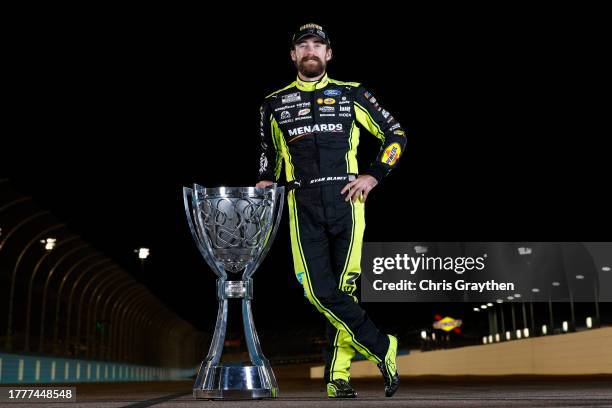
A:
381;143;401;166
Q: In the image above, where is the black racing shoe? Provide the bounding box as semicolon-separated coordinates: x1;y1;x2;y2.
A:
377;334;399;397
326;379;357;398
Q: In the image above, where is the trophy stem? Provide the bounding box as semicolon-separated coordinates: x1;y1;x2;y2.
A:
203;298;228;365
242;298;278;393
192;280;278;399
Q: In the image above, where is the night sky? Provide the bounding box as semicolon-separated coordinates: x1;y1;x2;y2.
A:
4;9;608;348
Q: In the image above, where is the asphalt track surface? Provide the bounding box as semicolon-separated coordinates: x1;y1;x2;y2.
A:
3;365;612;407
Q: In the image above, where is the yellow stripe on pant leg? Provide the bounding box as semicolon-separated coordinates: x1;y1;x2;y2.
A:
288;190;308;289
331;198;361;376
342;200;365;296
335;199;364;368
331;330;355;381
329;328;341;382
338;197;356;292
338;198;366;295
287;190;382;364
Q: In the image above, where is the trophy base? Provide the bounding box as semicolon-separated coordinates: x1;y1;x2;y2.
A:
193;388;277;399
193;364;279;400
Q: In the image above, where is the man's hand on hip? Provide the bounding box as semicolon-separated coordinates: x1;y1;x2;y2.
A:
256;180;275;189
341;175;378;203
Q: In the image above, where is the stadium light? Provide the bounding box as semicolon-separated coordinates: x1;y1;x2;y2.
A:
40;238;57;251
136;248;150;259
414;245;428;254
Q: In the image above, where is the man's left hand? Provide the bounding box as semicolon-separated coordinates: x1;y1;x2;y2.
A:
341;175;378;203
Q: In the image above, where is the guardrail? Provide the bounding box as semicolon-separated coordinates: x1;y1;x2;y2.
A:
0;180;204;367
0;353;196;384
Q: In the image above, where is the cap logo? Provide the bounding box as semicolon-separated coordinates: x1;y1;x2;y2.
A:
300;23;323;31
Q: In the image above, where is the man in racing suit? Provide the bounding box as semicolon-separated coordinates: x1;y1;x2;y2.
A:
256;24;406;398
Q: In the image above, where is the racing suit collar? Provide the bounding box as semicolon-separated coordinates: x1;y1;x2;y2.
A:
296;73;329;91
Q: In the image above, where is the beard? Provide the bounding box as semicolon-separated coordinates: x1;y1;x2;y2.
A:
296;56;326;78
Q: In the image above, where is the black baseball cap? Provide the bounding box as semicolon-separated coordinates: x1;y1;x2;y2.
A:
292;23;331;47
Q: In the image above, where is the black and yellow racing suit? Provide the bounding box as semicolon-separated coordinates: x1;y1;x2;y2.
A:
257;73;406;383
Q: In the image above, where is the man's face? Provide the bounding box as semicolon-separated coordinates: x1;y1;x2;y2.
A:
291;36;332;78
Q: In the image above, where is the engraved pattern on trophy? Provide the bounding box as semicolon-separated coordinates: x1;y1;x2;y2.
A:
183;184;284;399
198;195;272;273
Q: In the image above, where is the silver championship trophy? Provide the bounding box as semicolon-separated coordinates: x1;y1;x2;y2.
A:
183;183;284;399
